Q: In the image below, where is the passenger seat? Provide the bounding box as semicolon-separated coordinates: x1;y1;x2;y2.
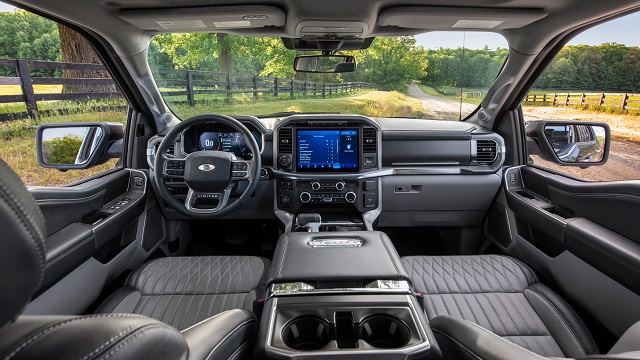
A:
402;255;598;358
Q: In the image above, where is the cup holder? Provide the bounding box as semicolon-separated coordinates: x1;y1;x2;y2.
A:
360;315;411;349
282;317;332;351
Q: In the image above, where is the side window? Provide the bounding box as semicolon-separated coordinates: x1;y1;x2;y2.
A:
0;5;127;186
522;12;640;181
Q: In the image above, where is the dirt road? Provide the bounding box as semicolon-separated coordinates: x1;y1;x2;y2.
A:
407;83;477;120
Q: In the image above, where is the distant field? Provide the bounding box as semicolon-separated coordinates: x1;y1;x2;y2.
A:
0;90;424;186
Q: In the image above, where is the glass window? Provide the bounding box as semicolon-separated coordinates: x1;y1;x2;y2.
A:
147;32;507;121
523;12;640;181
0;3;127;186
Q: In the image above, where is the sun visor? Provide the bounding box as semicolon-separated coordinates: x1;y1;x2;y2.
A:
119;5;285;32
377;6;547;31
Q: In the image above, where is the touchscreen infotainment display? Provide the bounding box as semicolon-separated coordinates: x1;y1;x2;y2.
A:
297;129;358;171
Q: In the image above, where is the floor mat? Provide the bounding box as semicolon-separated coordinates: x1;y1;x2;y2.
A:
187;220;280;259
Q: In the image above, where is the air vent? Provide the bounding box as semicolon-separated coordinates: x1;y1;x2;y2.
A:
279;128;293;153
475;140;498;163
362;128;377;153
154;141;176;157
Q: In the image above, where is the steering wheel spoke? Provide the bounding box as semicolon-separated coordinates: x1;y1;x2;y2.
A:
185;186;232;214
230;160;252;181
163;159;186;179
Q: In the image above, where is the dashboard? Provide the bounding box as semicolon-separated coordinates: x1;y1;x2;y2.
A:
147;114;506;230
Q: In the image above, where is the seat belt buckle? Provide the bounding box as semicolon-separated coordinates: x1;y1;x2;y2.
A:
253;298;265;319
414;292;426;312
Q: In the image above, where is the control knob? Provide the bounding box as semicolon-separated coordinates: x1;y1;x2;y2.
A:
345;192;356;203
335;182;345;190
278;155;292;168
300;192;312;203
311;182;321;191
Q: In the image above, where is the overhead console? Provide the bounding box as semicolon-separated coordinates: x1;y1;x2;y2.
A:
273;116;381;219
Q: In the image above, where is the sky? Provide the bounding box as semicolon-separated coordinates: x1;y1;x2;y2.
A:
1;2;639;49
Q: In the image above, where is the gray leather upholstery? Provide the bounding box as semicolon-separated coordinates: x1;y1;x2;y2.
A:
431;315;640;360
97;256;270;330
402;255;598;358
182;309;257;360
0;314;188;360
0;159;47;328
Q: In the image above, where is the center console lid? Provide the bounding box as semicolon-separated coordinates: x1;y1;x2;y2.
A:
269;231;409;287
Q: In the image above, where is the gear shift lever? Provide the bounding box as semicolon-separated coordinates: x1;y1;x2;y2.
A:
295;213;322;232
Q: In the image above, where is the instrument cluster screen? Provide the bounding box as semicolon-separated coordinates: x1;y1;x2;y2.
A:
297;129;358;172
199;131;261;158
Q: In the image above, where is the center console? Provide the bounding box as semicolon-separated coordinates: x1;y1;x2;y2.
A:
255;231;440;359
273;116;381;231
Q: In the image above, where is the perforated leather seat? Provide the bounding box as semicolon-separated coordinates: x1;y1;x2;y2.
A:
402;255;598;358
97;256;270;330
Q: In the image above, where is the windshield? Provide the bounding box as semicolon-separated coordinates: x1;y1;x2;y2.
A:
148;33;507;120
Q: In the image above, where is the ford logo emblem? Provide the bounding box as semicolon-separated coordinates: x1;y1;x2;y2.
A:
197;164;215;172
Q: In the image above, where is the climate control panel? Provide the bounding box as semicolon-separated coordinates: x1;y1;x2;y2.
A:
278;179;378;212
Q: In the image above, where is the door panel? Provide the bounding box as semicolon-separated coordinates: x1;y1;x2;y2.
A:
500;165;640;295
29;169;150;295
487;165;640;336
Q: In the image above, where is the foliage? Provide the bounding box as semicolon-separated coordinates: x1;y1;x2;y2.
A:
0;10;60;76
420;46;508;89
535;43;640;92
42;134;83;165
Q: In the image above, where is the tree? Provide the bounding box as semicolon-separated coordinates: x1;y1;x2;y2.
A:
0;10;60;76
42;135;83;165
58;24;115;93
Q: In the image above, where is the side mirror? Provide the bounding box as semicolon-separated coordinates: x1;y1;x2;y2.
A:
294;55;356;73
36;122;124;170
526;120;610;167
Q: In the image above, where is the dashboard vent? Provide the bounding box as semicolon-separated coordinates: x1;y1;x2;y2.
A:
154;141;176;157
475;140;498;163
362;128;377;153
279;128;293;153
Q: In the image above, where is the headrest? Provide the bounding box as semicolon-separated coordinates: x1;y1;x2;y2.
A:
0;159;47;328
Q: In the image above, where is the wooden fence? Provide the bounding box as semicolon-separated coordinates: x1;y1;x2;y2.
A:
0;59;376;122
523;92;640;110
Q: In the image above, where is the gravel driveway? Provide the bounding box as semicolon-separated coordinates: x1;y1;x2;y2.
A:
407;83;477;121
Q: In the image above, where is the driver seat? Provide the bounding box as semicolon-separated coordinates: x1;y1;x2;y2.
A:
96;255;270;330
0;158;262;359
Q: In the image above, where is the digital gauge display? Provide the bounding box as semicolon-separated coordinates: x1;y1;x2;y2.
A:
199;131;261;157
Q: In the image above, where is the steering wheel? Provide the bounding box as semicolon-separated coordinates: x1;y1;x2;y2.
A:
154;114;261;218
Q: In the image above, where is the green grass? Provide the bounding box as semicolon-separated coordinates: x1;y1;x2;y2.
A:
171;90;426;119
1;89;426;187
0;111;126;187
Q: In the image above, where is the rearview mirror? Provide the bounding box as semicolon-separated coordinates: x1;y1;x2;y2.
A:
294;55;356;73
36;122;124;170
526;120;610;167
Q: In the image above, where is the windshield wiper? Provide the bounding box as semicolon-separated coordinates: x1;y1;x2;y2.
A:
256;111;340;118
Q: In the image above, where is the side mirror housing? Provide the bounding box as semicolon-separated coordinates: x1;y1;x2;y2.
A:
525;120;610;167
36;122;124;170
